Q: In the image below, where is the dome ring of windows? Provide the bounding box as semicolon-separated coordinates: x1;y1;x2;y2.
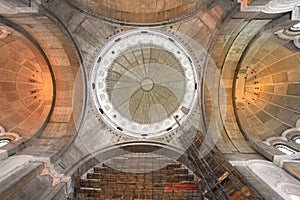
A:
91;30;199;138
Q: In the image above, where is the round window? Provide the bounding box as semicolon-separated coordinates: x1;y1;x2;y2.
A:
0;139;10;148
293;136;300;144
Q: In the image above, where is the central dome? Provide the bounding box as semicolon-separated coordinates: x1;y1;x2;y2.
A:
92;30;198;137
107;45;186;124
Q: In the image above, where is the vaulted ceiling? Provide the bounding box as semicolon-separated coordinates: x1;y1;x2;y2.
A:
0;0;300;199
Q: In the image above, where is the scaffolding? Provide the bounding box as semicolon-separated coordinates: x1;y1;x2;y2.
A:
70;119;264;200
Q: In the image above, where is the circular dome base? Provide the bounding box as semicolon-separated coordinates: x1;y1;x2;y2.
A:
91;30;198;138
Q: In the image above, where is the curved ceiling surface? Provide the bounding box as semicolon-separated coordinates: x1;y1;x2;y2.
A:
0;25;53;139
69;0;209;24
91;30;199;138
235;31;300;141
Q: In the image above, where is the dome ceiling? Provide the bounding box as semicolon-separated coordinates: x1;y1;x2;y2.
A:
235;31;300;140
69;0;209;24
107;46;185;124
91;30;198;138
0;25;53;139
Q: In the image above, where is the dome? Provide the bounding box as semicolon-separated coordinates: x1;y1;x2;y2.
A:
0;25;53;139
91;30;198;138
69;0;209;24
234;31;300;140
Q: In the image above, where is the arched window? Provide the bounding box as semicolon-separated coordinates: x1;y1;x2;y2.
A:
275;144;297;155
291;22;300;31
293;136;300;144
0;139;10;148
0;125;22;148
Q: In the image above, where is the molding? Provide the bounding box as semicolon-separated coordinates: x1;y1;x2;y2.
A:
231;160;300;199
0;125;22;141
230;159;271;166
263;118;300;146
0;155;48;182
238;0;300;16
273;153;300;167
274;28;300;49
40;161;71;187
0;132;22;141
0;0;40;14
0;155;70;188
